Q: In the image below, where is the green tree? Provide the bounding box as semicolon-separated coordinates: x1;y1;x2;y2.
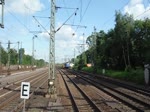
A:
1;47;7;65
115;11;134;70
23;55;32;65
10;49;18;64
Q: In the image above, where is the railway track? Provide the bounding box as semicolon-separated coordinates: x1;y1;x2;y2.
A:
0;68;48;111
59;69;132;112
59;69;100;112
70;70;150;112
80;71;150;97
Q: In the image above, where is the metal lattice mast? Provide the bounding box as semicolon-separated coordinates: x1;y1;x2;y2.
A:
0;42;1;74
0;0;4;28
48;0;55;94
7;40;10;75
32;35;37;70
17;41;20;70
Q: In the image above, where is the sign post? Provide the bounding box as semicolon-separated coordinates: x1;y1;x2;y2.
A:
20;82;30;112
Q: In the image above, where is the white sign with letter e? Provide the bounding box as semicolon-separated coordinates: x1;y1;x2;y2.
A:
20;82;30;99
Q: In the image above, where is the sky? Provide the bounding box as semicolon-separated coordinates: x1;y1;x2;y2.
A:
0;0;150;63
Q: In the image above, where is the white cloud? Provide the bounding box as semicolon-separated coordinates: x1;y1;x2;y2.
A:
124;0;150;20
39;25;78;43
56;25;77;41
6;0;45;15
39;31;50;40
38;25;81;63
129;0;143;6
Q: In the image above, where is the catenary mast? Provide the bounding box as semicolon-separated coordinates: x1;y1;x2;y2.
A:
48;0;56;94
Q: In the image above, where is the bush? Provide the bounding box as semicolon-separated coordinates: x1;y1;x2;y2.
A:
72;65;78;70
106;69;144;84
82;67;94;73
81;66;144;85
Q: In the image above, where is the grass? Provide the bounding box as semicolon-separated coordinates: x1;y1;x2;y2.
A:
81;67;144;85
105;69;144;84
82;67;94;73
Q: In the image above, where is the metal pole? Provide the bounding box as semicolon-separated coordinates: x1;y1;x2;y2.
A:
32;37;34;70
0;42;1;74
0;42;1;66
94;27;96;46
93;26;97;73
7;40;10;75
20;42;22;65
32;35;37;70
74;48;75;64
17;41;20;70
82;33;85;66
83;33;85;52
0;0;4;28
48;0;56;95
23;99;26;112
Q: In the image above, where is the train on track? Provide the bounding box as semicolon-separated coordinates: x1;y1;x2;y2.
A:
64;62;70;69
63;62;74;69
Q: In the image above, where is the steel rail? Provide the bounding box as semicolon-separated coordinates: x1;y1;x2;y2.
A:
80;71;150;96
12;76;48;112
76;73;149;112
59;70;79;112
60;69;101;112
0;71;47;110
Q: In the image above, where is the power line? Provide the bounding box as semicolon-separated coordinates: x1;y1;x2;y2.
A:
55;8;79;32
23;1;50;12
64;24;86;28
135;7;150;19
80;0;82;22
33;16;50;35
74;0;92;33
102;0;150;29
101;0;130;29
56;5;79;31
80;0;92;22
56;6;78;10
33;16;50;19
62;0;71;17
6;8;30;32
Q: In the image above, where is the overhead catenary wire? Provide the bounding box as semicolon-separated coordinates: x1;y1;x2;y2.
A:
80;0;92;22
128;0;150;19
74;0;92;33
62;0;69;16
122;3;150;26
6;8;30;32
80;0;82;22
64;24;86;28
5;7;43;36
56;6;78;10
23;1;50;12
56;4;79;30
33;16;50;35
71;13;76;26
31;16;50;33
33;16;50;19
135;7;150;19
101;0;130;30
0;25;22;43
55;8;79;32
101;0;150;30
